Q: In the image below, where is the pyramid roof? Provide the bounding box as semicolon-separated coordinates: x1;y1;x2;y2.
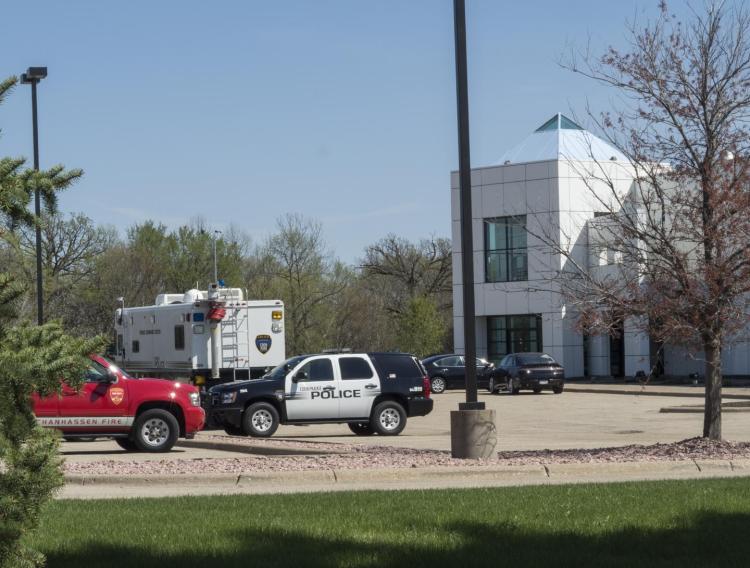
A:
496;113;627;165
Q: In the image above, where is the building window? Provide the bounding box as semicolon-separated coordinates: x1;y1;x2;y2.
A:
485;216;528;282
487;315;542;364
132;340;140;354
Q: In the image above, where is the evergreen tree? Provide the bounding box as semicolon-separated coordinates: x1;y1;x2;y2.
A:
0;76;103;568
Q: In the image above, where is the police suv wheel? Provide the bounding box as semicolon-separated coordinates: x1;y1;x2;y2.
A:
242;402;279;438
133;409;179;452
371;401;406;436
508;378;520;395
348;422;374;436
116;438;138;451
430;376;447;394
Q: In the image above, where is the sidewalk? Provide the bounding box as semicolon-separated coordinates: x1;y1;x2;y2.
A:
60;457;750;499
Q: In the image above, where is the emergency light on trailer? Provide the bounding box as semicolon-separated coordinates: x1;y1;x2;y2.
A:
272;311;283;320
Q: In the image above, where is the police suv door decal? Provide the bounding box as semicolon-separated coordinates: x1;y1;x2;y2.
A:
284;358;341;420
255;334;272;354
337;356;380;419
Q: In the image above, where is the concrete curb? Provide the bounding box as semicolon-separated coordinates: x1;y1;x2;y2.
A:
660;406;750;413
63;458;750;488
566;385;750;400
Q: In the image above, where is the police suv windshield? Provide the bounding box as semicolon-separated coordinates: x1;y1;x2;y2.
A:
262;356;307;380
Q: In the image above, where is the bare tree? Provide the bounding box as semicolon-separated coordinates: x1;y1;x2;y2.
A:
557;1;750;440
249;214;348;354
361;234;452;315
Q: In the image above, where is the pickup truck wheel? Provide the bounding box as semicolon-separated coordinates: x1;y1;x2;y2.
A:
242;402;279;438
116;438;138;451
133;409;179;452
488;376;496;394
348;422;374;436
553;385;564;394
371;401;406;436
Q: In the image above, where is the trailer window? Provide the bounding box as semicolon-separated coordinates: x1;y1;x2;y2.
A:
131;340;140;353
174;325;185;350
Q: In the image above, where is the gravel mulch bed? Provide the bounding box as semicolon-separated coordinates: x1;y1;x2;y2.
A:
62;437;750;476
495;437;750;465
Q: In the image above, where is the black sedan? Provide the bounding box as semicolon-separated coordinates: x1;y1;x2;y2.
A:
487;352;564;394
421;354;494;394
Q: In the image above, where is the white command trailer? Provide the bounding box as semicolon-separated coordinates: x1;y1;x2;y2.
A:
113;285;285;386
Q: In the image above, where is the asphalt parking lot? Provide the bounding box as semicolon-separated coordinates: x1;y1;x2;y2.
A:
60;386;750;462
267;388;750;451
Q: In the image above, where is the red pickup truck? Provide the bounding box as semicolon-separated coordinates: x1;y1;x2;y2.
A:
33;355;205;452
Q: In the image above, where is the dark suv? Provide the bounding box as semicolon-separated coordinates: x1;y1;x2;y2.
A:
209;352;433;437
421;354;494;394
488;352;564;394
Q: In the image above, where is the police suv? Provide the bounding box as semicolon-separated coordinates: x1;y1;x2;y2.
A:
209;352;433;437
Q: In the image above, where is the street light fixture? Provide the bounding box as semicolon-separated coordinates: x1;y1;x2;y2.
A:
20;66;48;326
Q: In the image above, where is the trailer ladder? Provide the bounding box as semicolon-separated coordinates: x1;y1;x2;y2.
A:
220;306;251;380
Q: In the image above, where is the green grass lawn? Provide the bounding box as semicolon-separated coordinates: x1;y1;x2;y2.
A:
33;478;750;568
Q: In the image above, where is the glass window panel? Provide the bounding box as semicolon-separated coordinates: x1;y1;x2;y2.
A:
299;359;334;381
174;325;185;350
485;220;507;251
484;216;527;283
339;357;373;380
490;315;543;361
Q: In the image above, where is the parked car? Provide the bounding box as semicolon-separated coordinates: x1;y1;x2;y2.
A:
209;352;433;437
33;354;205;452
421;354;494;394
487;352;564;394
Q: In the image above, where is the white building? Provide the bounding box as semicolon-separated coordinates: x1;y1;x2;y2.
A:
451;113;750;379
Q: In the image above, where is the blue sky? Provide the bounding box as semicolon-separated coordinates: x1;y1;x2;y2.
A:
0;1;686;262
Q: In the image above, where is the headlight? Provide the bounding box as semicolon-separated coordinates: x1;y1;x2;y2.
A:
188;392;201;407
222;391;237;404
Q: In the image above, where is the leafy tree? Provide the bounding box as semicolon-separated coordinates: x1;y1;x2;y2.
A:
563;2;750;439
0;77;103;567
361;235;453;352
395;296;446;358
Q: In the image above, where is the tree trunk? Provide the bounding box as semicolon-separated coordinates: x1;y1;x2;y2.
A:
702;339;722;440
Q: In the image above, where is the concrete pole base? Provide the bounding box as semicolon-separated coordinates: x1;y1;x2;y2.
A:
450;409;497;459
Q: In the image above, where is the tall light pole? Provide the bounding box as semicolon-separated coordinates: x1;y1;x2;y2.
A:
450;0;497;458
212;230;222;283
20;66;48;326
